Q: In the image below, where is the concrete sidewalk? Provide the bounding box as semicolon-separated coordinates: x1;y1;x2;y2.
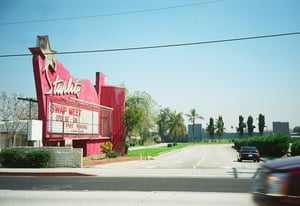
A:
0;190;255;206
0;166;258;178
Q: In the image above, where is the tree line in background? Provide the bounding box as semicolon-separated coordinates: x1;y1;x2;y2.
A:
205;116;225;141
205;114;266;141
236;114;266;138
123;88;203;145
1;90;299;150
157;107;186;144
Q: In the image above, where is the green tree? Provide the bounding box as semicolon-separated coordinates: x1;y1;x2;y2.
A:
157;107;171;138
247;115;255;137
124;91;156;145
237;115;246;138
167;111;186;144
121;105;144;152
206;117;215;141
258;114;265;136
215;116;225;141
186;108;203;142
293;126;300;134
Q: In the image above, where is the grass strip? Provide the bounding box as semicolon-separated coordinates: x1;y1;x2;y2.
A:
125;143;191;157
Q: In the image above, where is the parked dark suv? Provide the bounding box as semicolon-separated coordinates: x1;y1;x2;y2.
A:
237;146;260;162
252;156;300;206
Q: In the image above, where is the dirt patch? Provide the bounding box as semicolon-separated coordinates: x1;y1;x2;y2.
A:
83;156;145;167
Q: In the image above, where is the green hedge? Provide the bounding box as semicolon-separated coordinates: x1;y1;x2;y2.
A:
291;139;300;156
107;151;119;158
234;133;291;157
25;150;51;168
0;149;51;168
0;149;25;168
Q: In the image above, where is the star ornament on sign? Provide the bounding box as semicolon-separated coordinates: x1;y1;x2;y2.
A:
29;35;57;73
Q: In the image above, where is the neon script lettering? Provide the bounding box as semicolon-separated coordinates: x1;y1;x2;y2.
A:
46;74;82;97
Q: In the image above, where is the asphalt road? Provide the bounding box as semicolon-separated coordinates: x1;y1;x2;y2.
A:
0;144;259;206
99;144;261;169
0;176;255;192
96;144;261;178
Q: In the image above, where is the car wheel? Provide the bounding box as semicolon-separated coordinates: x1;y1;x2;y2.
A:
257;159;260;163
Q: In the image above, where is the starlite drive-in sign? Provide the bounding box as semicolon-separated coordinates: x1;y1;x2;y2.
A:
29;35;125;156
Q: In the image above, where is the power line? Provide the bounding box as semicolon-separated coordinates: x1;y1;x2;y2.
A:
0;31;299;58
0;0;225;26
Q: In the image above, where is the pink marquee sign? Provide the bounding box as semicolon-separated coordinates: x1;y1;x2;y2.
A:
49;102;99;134
29;35;125;156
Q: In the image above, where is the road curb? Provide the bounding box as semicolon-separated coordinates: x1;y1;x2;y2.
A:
0;172;97;177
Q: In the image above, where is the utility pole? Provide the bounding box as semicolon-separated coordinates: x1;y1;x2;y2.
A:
17;97;38;119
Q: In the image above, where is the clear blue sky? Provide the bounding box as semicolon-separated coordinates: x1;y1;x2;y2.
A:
0;0;299;132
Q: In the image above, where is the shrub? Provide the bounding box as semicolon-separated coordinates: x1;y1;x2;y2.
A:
0;149;50;168
153;135;162;143
0;149;25;168
269;134;290;157
25;150;51;168
167;143;173;147
125;143;130;154
291;139;300;156
234;133;291;157
100;142;113;154
107;151;118;158
100;142;119;158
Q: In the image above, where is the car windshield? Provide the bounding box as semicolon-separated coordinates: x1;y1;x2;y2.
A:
241;147;257;151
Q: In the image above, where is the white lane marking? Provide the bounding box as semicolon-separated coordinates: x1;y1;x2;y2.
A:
193;152;206;169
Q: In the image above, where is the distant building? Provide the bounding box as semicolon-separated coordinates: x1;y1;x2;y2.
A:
0;121;28;133
188;124;202;141
0;120;29;148
273;122;290;135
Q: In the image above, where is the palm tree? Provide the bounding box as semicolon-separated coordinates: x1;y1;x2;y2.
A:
206;117;215;141
237;115;246;138
258;114;265;136
186;108;204;142
157;107;171;138
167;111;186;144
215;116;225;142
247;115;255;137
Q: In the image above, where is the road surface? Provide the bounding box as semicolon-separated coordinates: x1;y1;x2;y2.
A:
0;144;259;206
96;144;262;178
0;176;254;192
